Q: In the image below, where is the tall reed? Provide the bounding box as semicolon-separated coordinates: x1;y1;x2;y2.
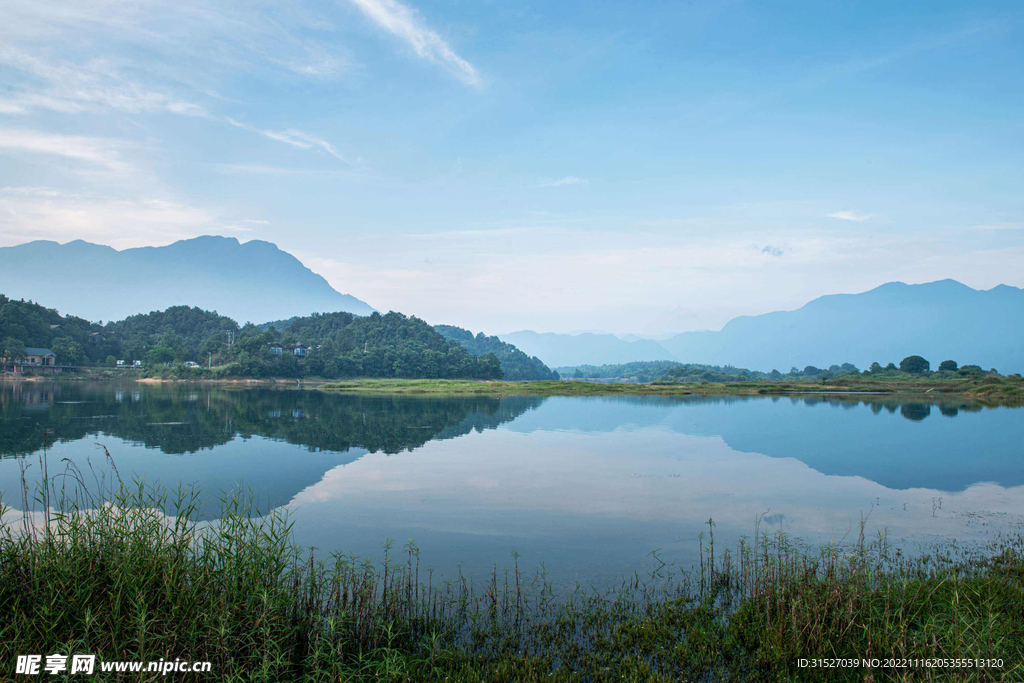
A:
1;443;1021;681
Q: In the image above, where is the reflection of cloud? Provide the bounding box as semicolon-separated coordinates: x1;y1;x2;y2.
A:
290;427;1024;545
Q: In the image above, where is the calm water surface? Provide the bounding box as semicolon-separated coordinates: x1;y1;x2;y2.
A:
2;382;1021;587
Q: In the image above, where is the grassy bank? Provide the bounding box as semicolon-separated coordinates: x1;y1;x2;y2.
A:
2;470;1021;681
7;369;1023;403
320;376;1024;402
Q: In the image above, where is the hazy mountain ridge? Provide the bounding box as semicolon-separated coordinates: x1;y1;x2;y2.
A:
497;330;676;368
660;279;1024;373
434;325;559;380
0;236;374;324
504;280;1024;373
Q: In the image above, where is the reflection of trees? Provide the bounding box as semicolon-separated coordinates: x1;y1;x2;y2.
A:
562;393;989;421
899;404;931;421
0;383;544;459
784;394;986;420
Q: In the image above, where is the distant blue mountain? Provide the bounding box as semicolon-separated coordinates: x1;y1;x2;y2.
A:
660;279;1024;373
498;330;676;368
0;236;374;323
504;280;1024;373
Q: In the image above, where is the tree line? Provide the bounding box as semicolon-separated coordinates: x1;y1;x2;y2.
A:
434;325;559;380
0;296;504;380
561;355;1013;383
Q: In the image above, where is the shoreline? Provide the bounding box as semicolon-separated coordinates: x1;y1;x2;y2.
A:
3;373;1022;403
5;481;1022;682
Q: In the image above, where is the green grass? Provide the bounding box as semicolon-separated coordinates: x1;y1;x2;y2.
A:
319;376;1024;403
2;452;1022;682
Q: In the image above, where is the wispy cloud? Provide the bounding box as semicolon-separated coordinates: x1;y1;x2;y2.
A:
826;211;873;222
224;118;350;163
0;47;206;117
758;244;785;257
0;129;132;172
540;176;588;188
0;186;220;248
972;223;1022;231
345;0;481;87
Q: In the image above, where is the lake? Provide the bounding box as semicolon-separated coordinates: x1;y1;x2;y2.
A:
2;381;1021;588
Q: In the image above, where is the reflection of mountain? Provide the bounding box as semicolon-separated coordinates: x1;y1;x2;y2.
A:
504;395;1023;492
0;383;543;517
0;383;543;458
3;383;1019;504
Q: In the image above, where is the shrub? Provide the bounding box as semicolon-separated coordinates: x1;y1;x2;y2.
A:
898;355;930;374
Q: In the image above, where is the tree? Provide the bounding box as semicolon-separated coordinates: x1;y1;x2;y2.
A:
51;336;84;365
899;355;930;374
2;336;25;360
938;359;958;372
478;352;503;380
869;362;883;374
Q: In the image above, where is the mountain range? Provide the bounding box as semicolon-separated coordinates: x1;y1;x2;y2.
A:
0;236;374;324
502;280;1024;373
2;236;1020;374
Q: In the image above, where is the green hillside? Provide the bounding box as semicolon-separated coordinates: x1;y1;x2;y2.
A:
1;296;502;380
435;324;559;380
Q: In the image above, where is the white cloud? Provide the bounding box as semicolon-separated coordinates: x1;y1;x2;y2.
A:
826;211;873;222
540;176;588;187
0;186;228;249
971;223;1022;231
345;0;482;87
0;129;133;172
0;47;207;117
295;226;1024;335
224;118;350;163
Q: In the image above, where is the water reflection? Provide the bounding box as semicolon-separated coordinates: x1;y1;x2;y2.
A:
0;382;542;516
0;382;543;458
0;383;1021;587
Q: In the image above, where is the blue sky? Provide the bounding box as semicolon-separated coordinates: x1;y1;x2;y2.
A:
1;0;1022;334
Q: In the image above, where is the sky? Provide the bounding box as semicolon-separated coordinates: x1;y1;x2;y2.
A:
1;0;1022;335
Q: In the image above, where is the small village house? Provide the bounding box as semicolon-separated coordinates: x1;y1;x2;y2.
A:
269;343;284;355
23;348;57;366
293;343;308;357
1;347;59;374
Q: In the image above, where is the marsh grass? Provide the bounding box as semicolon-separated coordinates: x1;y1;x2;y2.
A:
318;376;1024;403
1;447;1022;682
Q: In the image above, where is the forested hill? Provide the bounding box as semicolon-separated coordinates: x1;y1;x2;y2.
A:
0;296;502;380
434;325;559;380
0;294;106;364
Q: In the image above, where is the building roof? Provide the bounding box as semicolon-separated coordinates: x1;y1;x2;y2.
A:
24;347;55;356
